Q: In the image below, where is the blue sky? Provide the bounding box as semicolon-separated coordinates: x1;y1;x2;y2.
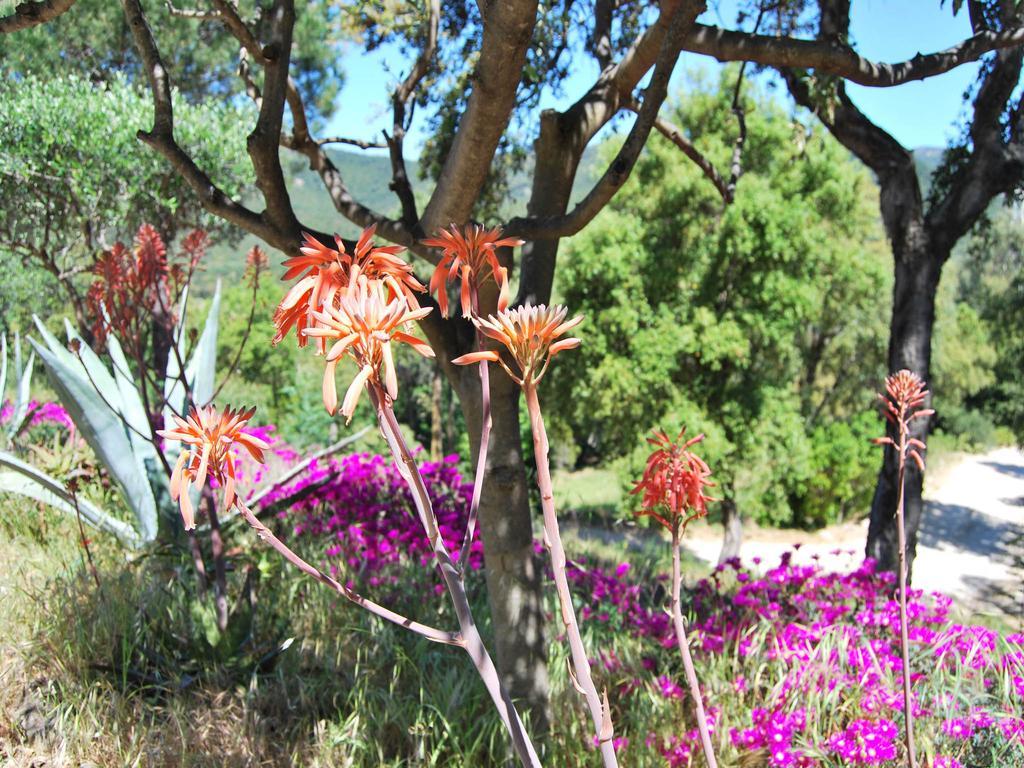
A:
325;0;981;155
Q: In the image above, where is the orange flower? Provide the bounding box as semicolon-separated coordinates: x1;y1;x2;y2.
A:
422;224;523;318
303;276;434;421
158;405;269;530
873;369;934;471
273;225;425;351
631;428;715;530
450;304;582;386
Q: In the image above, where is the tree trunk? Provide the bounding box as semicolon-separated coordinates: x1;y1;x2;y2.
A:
717;498;742;565
866;233;944;579
430;365;443;460
456;364;551;734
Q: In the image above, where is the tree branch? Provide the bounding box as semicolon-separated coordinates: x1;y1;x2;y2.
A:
387;0;440;232
419;0;539;232
119;0;298;251
0;0;75;34
926;39;1024;246
514;0;693;305
625;100;731;203
508;0;705;240
243;0;301;239
318;136;387;150
164;0;217;20
681;21;1024;87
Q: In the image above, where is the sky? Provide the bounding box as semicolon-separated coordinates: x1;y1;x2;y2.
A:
324;0;983;156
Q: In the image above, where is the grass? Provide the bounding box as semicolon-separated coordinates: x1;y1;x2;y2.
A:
553;466;624;525
3;490;1023;767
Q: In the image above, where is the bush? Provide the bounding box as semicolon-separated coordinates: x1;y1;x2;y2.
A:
792;413;879;528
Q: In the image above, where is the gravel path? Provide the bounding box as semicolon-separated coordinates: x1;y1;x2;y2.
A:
682;447;1024;618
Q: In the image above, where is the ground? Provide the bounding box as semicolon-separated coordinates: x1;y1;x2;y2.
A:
683;446;1024;621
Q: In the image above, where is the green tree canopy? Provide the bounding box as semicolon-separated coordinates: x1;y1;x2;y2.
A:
550;72;890;527
0;0;341;120
949;208;1024;443
0;74;252;331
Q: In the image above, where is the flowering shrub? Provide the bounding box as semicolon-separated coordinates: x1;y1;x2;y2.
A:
264;451;483;584
568;551;1024;766
25;376;1023;766
231;421;1024;766
0;399;73;432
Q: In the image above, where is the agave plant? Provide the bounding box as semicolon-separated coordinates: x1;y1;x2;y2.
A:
0;333;36;445
0;283;222;549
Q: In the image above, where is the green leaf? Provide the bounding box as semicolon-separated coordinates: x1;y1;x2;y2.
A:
187;279;222;408
0;452;141;546
30;316;159;542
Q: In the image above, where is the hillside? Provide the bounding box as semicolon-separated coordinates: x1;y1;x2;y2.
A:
202;144;936;288
202;147;601;286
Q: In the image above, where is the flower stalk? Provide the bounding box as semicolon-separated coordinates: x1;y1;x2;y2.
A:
671;521;718;768
452;302;613;764
631;427;718;768
458;285;491;570
372;386;540;767
894;451;917;768
524;382;618;768
873;369;933;768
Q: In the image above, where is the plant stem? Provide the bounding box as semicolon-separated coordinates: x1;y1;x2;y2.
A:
895;420;918;768
234;501;460;645
69;478;102;593
188;533;209;598
458;305;491;570
204;486;229;633
375;391;541;768
524;383;618;768
672;524;718;768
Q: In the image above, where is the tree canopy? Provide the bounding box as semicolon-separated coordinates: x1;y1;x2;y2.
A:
550;73;889;527
0;74;252;330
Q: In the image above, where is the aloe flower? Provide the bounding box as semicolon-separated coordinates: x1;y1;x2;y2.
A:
872;368;935;768
455;304;618;765
874;369;934;471
451;303;581;386
303;276;434;421
631;427;715;531
158;404;269;529
273;225;425;352
633;427;719;768
423;224;522;318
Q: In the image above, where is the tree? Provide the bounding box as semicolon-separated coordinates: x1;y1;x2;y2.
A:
0;0;341;118
957;206;1024;442
0;74;251;333
11;0;1024;723
550;74;888;545
777;0;1024;575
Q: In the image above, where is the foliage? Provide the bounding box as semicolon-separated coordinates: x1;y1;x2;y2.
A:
551;73;889;526
0;0;342;120
6;460;1024;766
951;208;1024;445
0;74;251;323
7;234;225;546
792;414;880;528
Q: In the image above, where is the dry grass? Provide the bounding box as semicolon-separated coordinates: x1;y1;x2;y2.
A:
0;503;505;767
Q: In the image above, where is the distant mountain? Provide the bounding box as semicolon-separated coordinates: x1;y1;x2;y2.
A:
913;146;945;197
201;144;940;287
202;147;602;286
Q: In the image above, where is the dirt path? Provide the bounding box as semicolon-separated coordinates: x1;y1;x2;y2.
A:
682;447;1024;618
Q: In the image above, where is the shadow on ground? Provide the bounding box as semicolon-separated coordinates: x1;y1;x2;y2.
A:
919;501;1024;617
983;461;1024;481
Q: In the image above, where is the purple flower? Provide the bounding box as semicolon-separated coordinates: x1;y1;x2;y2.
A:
941;718;973;740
